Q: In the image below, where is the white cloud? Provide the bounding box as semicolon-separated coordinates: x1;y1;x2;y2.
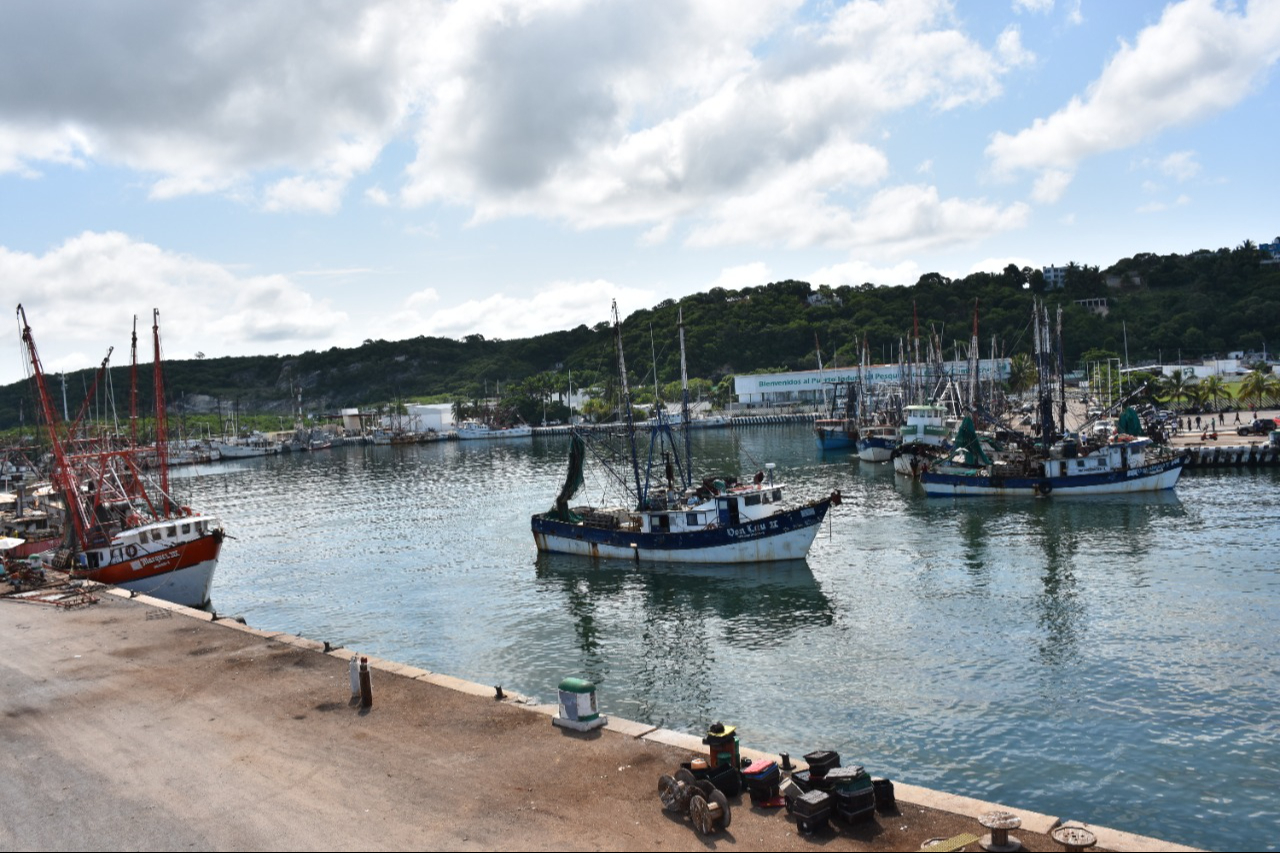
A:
996;26;1035;68
968;256;1036;275
380;279;658;342
0;2;415;208
810;258;922;287
1013;0;1054;12
1159;150;1201;181
263;176;346;213
1136;194;1190;214
1031;168;1073;203
846;185;1030;256
402;0;1026;246
709;263;772;291
2;231;349;384
0;0;1036;251
988;0;1280;183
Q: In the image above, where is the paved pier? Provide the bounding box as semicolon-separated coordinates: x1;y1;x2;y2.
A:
0;589;1199;851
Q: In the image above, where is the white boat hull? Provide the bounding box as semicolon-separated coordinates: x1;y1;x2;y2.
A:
114;555;218;607
921;458;1185;497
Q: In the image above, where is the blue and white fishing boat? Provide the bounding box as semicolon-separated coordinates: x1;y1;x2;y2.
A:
531;304;840;564
856;425;899;462
920;301;1187;497
920;427;1186;497
890;404;953;476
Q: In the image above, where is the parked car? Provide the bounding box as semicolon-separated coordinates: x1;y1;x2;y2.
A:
1237;418;1277;436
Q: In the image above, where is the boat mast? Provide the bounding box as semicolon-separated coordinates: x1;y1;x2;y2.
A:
129;316;139;447
153;309;171;516
968;300;980;412
613;302;644;508
16;305;91;550
678;306;693;489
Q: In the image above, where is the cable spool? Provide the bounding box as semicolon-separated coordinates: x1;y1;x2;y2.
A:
688;788;731;836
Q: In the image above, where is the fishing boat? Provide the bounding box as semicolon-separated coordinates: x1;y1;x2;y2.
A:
17;307;225;607
856;424;899;463
531;304;840;564
919;300;1186;497
890;404;954;476
921;413;1186;497
455;420;533;440
217;432;280;458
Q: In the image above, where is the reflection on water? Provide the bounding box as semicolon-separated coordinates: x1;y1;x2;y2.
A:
178;429;1280;852
533;554;835;726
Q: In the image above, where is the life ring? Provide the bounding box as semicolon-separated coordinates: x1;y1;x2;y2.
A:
125;544;138;558
1036;480;1053;496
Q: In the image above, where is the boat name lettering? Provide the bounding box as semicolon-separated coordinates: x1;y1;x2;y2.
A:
727;520;780;537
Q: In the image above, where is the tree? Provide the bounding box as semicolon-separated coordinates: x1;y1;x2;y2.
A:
1160;369;1194;409
1006;353;1037;395
1198;375;1230;411
1239;369;1269;410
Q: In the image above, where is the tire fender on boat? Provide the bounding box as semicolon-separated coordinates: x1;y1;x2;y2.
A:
125;544;138;558
1036;480;1053;496
830;490;842;507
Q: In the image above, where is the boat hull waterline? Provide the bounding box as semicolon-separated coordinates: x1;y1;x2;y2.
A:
532;500;832;563
920;456;1185;497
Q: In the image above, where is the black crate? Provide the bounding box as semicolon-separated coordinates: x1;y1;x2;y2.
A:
802;750;840;778
824;765;868;787
789;769;812;793
873;777;897;812
790;789;832;819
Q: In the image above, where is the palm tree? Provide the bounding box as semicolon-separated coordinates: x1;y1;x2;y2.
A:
1160;369;1193;410
1239;369;1269;411
1265;374;1280;408
1198;375;1230;411
1006;353;1037;395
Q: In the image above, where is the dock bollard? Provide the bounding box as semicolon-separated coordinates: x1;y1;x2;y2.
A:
349;654;360;698
552;676;607;731
358;657;372;709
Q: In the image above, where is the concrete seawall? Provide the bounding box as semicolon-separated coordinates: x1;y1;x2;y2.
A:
1;584;1202;852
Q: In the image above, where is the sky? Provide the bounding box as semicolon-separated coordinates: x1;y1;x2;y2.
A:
2;0;1279;385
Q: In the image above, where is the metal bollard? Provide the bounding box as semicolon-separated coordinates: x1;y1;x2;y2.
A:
358;656;372;708
350;654;360;698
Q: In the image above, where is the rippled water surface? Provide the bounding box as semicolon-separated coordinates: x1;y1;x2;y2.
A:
175;427;1280;851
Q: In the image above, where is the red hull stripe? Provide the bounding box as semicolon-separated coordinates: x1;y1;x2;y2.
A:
84;534;223;586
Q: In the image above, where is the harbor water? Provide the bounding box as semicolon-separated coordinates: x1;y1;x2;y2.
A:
176;426;1280;851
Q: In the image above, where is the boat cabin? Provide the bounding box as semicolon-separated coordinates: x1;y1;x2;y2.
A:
639;484;786;534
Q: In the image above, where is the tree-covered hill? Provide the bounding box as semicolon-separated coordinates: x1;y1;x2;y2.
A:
3;241;1276;430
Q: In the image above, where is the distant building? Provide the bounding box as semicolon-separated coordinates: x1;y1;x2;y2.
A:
1074;297;1109;317
1260;235;1280;265
806;291;842;307
1042;265;1068;289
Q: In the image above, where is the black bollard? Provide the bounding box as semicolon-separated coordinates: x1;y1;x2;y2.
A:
359;656;372;709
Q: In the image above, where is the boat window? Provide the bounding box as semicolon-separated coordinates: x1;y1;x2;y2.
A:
686;513;701;526
744;494;761;506
181;523;190;534
651;514;670;532
772;489;782;502
167;526;177;537
87;551;99;568
151;529;163;542
195;521;204;534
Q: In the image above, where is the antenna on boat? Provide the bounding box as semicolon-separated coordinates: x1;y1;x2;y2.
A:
678;306;693;490
613;301;644;508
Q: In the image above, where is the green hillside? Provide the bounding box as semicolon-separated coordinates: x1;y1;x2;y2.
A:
2;242;1277;431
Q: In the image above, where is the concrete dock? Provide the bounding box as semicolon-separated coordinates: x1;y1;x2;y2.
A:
1;587;1200;852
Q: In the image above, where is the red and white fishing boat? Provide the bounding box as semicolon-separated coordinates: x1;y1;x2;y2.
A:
17;307;225;607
